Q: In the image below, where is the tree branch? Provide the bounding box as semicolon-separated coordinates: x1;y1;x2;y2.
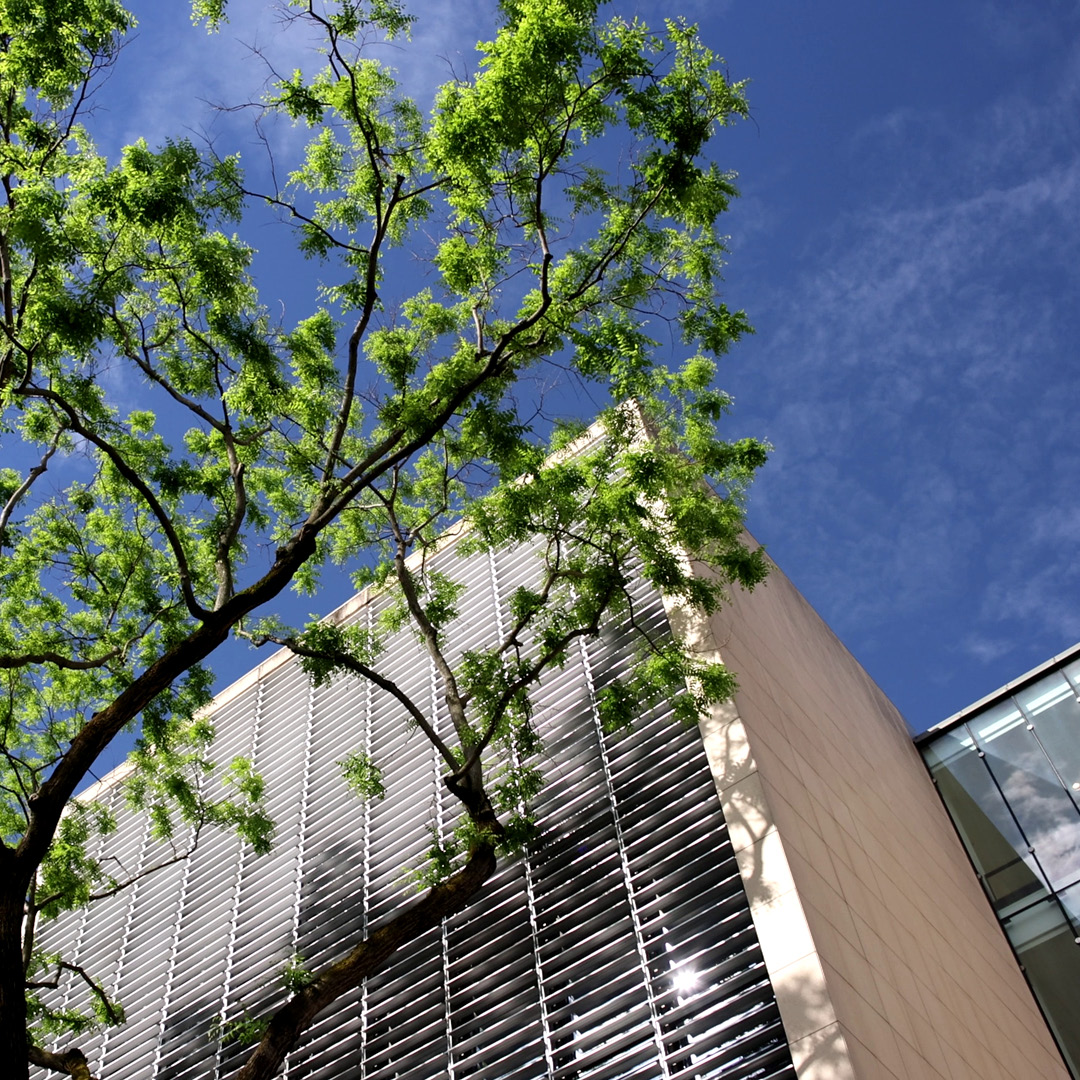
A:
0;650;120;673
239;187;369;256
110;310;228;434
322;173;406;483
26;962;121;1027
234;837;497;1080
19;388;211;621
268;636;459;774
382;499;472;755
27;1045;96;1080
0;429;62;539
460;570;620;777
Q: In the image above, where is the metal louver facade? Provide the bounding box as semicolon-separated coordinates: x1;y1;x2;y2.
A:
34;530;796;1080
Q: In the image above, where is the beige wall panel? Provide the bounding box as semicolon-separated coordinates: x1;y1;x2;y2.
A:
671;549;1068;1080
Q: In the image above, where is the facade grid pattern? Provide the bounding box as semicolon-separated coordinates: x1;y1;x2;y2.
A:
34;533;795;1080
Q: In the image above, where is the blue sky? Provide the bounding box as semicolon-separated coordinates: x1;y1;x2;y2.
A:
82;0;1080;738
710;0;1080;729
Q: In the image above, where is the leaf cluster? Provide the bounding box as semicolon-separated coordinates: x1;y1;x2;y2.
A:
0;0;769;1073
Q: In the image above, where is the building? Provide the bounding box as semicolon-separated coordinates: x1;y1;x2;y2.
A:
33;507;1070;1079
917;644;1080;1078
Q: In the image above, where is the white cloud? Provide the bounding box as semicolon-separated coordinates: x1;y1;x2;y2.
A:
961;634;1015;665
97;0;494;167
734;38;1080;660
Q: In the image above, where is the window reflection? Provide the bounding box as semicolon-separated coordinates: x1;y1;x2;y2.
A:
972;697;1080;892
1017;675;1080;809
921;656;1080;1080
924;730;1049;909
1002;896;1080;1077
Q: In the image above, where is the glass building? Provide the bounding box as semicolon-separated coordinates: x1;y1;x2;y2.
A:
918;645;1080;1079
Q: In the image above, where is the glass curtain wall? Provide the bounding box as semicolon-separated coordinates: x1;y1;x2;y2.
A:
920;657;1080;1079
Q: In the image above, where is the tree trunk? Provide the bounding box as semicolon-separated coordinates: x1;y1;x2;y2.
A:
0;866;30;1080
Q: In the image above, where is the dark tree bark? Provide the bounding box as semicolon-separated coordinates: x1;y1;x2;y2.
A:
235;841;497;1080
1;842;33;1080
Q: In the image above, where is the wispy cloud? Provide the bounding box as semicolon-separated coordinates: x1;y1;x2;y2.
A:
732;38;1080;682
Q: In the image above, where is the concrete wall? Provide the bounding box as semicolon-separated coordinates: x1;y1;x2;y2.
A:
665;549;1068;1080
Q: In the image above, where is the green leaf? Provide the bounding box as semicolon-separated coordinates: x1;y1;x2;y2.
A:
338;751;386;801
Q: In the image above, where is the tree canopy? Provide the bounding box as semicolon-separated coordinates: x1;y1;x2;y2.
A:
0;1;766;1077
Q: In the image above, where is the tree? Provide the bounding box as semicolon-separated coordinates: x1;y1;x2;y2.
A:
0;1;767;1077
